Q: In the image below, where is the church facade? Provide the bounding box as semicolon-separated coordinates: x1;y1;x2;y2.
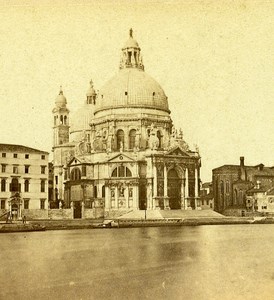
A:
52;30;201;218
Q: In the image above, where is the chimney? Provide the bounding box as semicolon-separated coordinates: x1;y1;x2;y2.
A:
240;156;246;181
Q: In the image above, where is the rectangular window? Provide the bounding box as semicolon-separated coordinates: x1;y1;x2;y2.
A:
1;165;6;173
41;155;45;160
2;153;6;158
1;199;5;209
1;179;6;192
13;153;17;158
41;180;45;193
24;180;29;192
13;166;18;174
40;199;45;209
24;199;29;209
41;166;46;174
25;166;30;174
25;154;29;159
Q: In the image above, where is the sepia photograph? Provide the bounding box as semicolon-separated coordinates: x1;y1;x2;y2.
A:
0;1;274;299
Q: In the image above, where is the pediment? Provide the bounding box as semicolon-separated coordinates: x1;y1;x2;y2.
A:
107;153;135;163
67;156;90;166
166;146;190;157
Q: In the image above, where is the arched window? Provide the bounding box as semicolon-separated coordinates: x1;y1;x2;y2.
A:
1;179;6;192
117;130;124;150
111;166;132;178
71;167;81;181
60;115;63;124
64;116;67;125
11;178;19;192
129;129;136;149
157;131;162;148
102;185;105;198
234;189;238;205
24;180;29;192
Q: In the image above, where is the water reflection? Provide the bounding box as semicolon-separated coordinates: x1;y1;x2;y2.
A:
1;225;274;300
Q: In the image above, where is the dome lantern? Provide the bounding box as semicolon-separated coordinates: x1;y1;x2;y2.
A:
119;29;144;71
86;79;96;104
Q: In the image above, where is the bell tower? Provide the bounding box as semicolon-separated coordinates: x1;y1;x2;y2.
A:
52;86;70;147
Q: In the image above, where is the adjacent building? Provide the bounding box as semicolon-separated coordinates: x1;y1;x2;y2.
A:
0;144;49;220
213;157;274;215
51;29;201;218
199;182;214;210
246;184;274;214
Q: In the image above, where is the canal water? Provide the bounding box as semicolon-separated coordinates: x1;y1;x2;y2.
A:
1;225;274;300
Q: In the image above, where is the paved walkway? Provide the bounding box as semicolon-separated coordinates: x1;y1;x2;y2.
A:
118;210;163;219
119;209;224;220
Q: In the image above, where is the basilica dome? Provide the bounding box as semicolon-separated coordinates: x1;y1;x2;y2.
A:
94;29;169;115
95;68;169;114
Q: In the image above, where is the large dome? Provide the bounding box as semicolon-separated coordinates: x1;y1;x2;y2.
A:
94;68;169;114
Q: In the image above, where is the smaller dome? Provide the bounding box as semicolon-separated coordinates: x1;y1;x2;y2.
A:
86;79;96;97
123;37;139;49
70;103;94;142
122;28;140;49
55;87;67;108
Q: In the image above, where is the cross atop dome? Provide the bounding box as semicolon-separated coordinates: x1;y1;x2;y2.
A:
119;29;144;71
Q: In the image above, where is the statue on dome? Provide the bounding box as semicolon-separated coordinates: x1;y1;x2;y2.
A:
148;123;159;150
171;126;176;139
178;128;183;140
194;144;200;154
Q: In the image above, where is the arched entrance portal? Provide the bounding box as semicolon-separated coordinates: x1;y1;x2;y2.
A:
167;169;181;209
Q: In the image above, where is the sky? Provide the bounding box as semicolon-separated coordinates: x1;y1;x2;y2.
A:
0;0;273;181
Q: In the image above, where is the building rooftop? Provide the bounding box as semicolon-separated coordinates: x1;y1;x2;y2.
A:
0;143;48;154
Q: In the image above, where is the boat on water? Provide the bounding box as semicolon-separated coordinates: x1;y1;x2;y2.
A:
0;223;46;233
93;220;119;228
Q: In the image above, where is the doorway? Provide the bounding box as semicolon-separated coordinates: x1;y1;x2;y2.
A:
73;202;82;219
167;169;181;209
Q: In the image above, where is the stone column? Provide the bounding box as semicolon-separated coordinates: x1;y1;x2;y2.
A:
81;201;85;219
153;164;157;209
135;184;139;209
164;164;168;197
146;179;153;209
125;186;129;208
105;186;110;209
185;168;189;209
115;186;118;209
194;168;199;209
164;164;169;209
181;179;185;210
